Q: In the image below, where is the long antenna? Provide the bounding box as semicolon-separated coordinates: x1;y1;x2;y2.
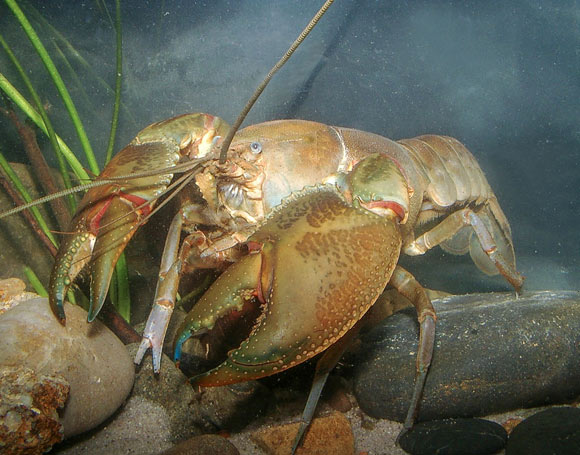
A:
218;0;335;164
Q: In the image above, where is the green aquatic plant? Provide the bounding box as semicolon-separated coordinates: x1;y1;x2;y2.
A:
0;0;131;321
0;34;75;212
4;0;99;174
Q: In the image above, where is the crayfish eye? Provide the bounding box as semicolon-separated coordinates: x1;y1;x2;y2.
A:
250;142;262;154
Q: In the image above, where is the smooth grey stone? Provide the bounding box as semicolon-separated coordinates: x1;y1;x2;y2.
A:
506;407;580;455
353;291;580;421
398;418;507;455
0;298;135;438
52;396;173;455
129;343;271;439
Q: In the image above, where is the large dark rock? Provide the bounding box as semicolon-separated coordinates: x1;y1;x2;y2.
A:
505;407;580;455
398;418;507;455
353;291;580;421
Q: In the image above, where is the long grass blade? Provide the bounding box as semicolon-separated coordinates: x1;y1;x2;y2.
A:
25;2;138;129
104;0;131;320
0;34;76;212
0;71;89;181
5;0;100;175
23;265;48;297
114;253;130;322
51;40;94;115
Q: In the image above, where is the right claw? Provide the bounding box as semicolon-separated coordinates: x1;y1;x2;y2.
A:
48;113;230;324
49;183;153;323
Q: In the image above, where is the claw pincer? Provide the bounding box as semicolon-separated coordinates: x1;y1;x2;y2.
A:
174;154;409;386
49;113;229;323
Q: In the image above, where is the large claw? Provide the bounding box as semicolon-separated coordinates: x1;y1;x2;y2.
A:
49;113;229;323
174;180;403;386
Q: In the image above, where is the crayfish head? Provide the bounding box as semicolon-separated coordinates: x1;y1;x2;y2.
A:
345;153;410;224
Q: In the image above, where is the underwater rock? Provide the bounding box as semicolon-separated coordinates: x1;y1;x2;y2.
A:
505;406;580;455
159;434;240;455
0;278;39;315
0;365;69;455
398;418;508;455
129;343;271;440
250;411;354;455
0;297;135;438
353;291;580;421
52;396;174;455
129;342;203;442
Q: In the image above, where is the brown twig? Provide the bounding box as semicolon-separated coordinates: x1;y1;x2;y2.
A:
5;109;71;231
100;304;140;344
0;172;58;257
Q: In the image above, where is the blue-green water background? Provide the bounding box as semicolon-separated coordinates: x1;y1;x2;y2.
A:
0;0;578;292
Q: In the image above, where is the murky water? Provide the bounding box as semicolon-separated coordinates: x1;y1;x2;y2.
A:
0;0;578;292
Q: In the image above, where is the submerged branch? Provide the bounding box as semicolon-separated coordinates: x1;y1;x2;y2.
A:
100;304;140;345
0;171;58;257
5;109;70;231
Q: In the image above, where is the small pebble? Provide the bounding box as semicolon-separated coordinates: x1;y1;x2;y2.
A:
251;411;354;455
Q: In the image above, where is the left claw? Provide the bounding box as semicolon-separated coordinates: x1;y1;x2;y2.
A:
173;180;404;386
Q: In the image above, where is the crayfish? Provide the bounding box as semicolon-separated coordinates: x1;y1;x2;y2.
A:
0;2;525;451
45;113;523;449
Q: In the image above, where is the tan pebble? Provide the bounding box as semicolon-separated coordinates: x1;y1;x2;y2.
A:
502;417;524;434
250;410;354;455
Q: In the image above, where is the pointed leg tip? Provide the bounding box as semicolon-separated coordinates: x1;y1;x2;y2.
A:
151;345;162;373
134;337;152;365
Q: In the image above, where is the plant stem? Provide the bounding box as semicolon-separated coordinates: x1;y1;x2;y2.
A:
114;252;131;322
25;2;138;128
0;153;58;254
5;108;70;231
